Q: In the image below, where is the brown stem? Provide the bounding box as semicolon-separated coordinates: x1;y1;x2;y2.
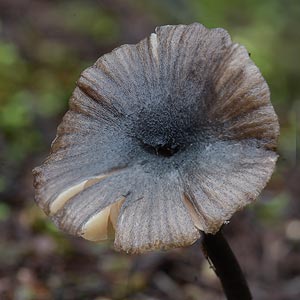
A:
202;230;252;300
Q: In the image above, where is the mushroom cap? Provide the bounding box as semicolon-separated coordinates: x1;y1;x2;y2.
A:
33;23;279;253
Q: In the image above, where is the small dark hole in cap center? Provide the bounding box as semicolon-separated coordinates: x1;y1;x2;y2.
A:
143;142;181;157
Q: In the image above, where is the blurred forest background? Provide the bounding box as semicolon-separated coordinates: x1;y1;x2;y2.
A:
0;0;299;299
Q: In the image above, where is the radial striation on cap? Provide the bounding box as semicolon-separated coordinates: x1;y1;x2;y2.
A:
33;23;279;253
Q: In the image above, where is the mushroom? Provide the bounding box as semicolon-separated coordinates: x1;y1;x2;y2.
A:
33;23;279;255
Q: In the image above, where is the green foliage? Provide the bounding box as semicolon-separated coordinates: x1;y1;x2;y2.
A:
256;192;290;225
0;203;10;221
60;1;120;43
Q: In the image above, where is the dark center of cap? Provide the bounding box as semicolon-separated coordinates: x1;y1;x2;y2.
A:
142;141;181;157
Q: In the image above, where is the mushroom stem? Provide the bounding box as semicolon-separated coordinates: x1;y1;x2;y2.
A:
201;230;252;300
